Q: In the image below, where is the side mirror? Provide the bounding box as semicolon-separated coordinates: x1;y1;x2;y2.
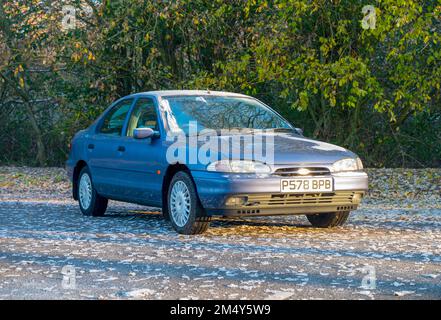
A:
295;127;304;136
133;128;160;140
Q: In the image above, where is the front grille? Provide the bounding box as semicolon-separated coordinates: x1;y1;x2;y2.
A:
244;191;359;208
273;167;331;177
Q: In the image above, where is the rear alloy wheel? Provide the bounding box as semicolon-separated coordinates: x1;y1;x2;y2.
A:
77;166;108;217
168;171;211;235
306;211;350;228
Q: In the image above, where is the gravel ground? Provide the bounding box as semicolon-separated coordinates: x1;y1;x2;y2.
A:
0;167;440;300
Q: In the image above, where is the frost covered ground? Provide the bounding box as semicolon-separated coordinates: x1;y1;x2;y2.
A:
0;167;440;300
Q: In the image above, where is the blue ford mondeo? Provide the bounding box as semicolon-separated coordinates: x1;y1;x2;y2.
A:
66;90;368;234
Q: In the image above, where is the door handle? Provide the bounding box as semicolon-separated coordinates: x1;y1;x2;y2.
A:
117;146;126;152
88;144;95;150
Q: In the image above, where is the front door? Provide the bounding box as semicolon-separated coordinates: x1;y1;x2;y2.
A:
115;97;166;206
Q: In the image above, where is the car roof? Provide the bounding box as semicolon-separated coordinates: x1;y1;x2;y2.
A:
127;90;250;99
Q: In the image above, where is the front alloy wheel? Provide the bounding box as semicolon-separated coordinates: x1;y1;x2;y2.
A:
79;173;92;210
168;171;211;234
170;180;191;227
77;166;108;217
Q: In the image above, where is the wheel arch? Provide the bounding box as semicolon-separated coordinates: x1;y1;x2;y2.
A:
161;163;203;217
72;160;88;200
162;163;190;204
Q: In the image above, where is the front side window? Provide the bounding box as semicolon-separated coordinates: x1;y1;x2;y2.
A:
162;95;293;135
126;98;159;137
100;99;133;136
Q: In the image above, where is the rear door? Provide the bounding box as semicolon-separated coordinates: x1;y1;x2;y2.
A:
87;98;134;198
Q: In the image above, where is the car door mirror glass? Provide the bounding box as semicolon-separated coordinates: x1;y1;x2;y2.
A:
133;128;159;139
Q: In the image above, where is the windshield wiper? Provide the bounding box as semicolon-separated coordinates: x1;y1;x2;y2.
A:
187;130;220;137
225;127;256;132
273;128;295;132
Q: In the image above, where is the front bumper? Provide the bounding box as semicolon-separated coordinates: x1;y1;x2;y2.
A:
192;171;368;216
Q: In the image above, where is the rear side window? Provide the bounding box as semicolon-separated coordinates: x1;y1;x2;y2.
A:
126;98;159;137
99;99;133;136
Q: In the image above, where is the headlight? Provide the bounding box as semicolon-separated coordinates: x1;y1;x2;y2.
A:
207;160;271;173
331;157;363;172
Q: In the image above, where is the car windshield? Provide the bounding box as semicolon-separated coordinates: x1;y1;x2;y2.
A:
162;95;293;135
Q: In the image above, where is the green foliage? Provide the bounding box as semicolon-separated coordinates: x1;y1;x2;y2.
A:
0;0;440;167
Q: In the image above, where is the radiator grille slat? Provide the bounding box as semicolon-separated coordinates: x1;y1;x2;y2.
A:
273;167;331;177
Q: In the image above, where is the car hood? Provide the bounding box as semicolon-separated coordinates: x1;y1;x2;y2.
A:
196;132;356;165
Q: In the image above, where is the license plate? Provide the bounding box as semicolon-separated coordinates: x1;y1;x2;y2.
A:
280;178;334;193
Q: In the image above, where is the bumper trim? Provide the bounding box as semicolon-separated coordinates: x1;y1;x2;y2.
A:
205;191;364;217
206;204;359;217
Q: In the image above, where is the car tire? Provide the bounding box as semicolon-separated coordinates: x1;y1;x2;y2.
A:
161;198;170;221
77;166;108;217
161;207;170;221
306;211;350;228
168;171;211;235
